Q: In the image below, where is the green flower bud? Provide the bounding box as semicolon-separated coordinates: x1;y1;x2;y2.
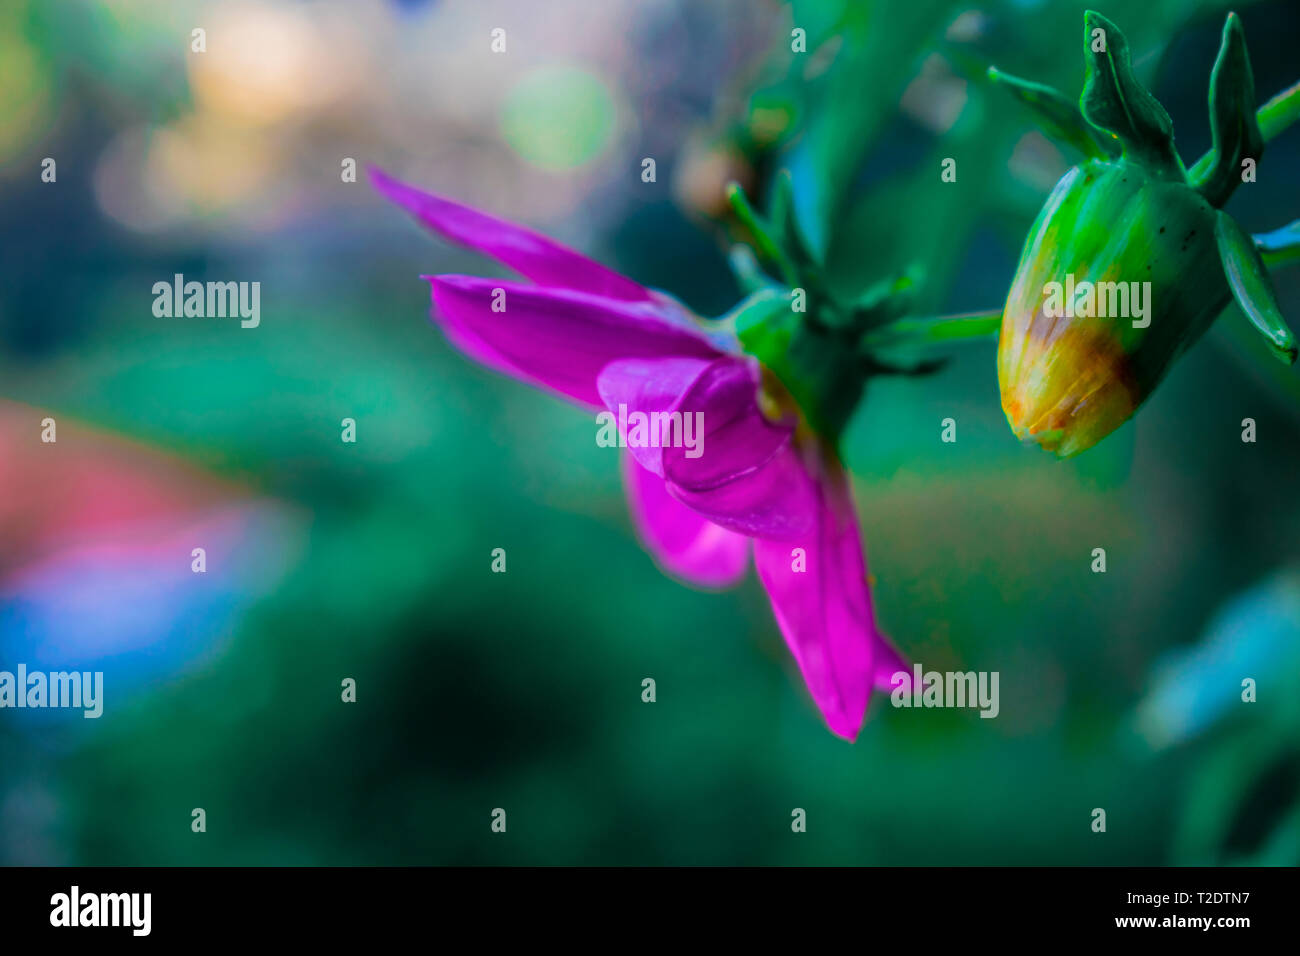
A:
1000;161;1224;456
992;11;1297;457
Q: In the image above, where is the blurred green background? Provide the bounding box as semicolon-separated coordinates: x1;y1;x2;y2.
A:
1;0;1297;865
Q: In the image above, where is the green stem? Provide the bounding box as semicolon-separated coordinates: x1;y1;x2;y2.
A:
1258;79;1300;143
1190;79;1300;180
1256;219;1300;272
1262;246;1300;270
859;309;1003;351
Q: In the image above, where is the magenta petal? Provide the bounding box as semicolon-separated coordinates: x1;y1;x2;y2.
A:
622;453;749;588
873;637;911;692
435;307;525;383
596;356;719;476
637;358;816;540
371;167;652;302
597;353;813;539
431;276;721;409
752;461;880;741
665;445;817;540
661;358;793;488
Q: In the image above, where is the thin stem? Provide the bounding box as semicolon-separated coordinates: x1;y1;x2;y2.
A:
860;309;1003;351
1262;245;1300;270
1258;79;1300;143
1255;219;1300;272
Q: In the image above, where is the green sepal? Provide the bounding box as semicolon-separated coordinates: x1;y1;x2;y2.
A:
730;286;798;362
767;169;819;272
987;66;1114;159
1079;11;1182;178
727;245;775;296
840;272;919;339
1193;14;1264;207
858;308;1001;379
1216;211;1298;364
1189;79;1300;182
725;182;798;287
767;329;865;443
731;286;862;443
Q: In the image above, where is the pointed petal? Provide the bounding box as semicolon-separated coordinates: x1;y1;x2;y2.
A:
430;276;721;408
621;453;749;589
372;167;652;301
752;459;881;740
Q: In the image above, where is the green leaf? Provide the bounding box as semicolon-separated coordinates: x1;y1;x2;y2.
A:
1079;11;1182;177
986;66;1113;159
1216;211;1298;364
1193;14;1264;207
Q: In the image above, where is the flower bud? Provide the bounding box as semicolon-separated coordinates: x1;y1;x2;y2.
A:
992;11;1296;457
998;162;1224;456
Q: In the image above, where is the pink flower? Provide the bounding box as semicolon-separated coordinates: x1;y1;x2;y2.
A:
372;168;906;739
